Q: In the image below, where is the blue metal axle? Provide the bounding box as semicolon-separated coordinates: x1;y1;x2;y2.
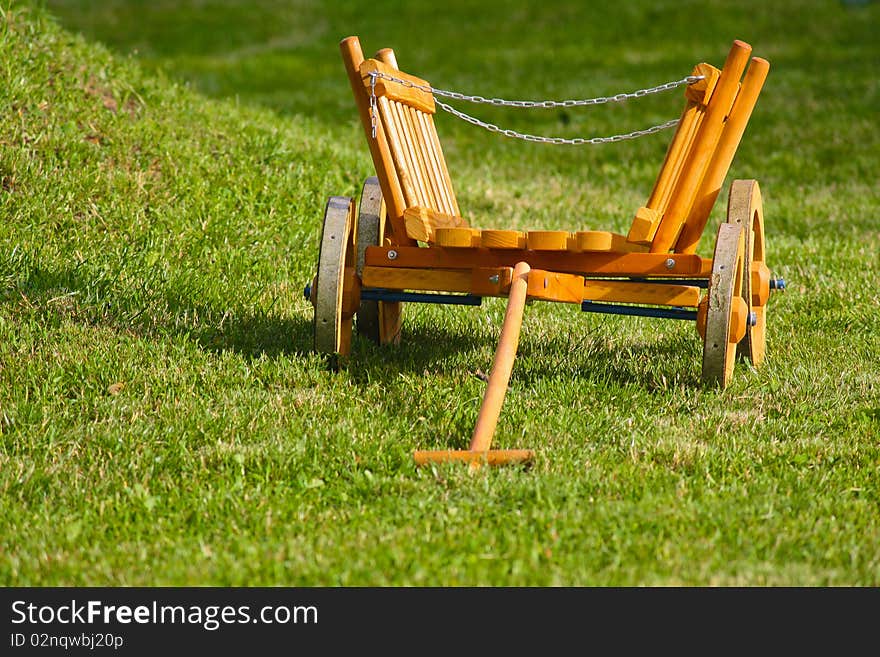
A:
360;289;482;306
580;301;698;321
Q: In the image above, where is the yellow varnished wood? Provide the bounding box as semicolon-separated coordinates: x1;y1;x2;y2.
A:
339;37;414;246
751;261;771;306
583;280;701;307
481;230;527;249
403;206;468;243
403;105;439;210
627;207;661;246
413;449;534;467
469;262;531;454
628;63;716;248
676;57;770;254
684;63;721;105
359;59;436;114
651;41;752;253
435;226;480;247
389;100;431;208
377;96;418;208
526;231;570;251
526;270;585;304
575;231;648;253
362;266;472;292
364;245;705;276
413;110;455;215
470;267;513;296
422;112;460;216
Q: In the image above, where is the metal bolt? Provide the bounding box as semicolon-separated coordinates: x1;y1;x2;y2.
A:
664;258;676;270
488;274;500;284
770;277;786;291
387;249;398;260
748;311;757;327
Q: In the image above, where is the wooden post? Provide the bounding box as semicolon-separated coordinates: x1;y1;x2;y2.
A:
469;261;531;452
412;262;535;468
650;41;752;253
675;57;770;254
339;36;414;246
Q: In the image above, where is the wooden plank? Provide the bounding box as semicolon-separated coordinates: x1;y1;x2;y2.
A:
390;100;431;207
413;110;455;215
642;98;700;213
363;265;513;297
377;96;419;207
403;206;467;242
627;62;718;248
339;37;414;246
362;266;472;292
424;112;460;216
526;270;584;304
364;245;705;276
575;230;647;253
658;103;705;213
583;280;701;307
470;267;513;296
675;57;770;254
402;104;439;210
359;59;436;114
650;41;752;253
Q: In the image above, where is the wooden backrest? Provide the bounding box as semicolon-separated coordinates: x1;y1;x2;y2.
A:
628;40;769;254
342;37;768;254
341;37;460;246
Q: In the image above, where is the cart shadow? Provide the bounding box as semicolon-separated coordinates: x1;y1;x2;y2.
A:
345;316;703;391
6;263;315;359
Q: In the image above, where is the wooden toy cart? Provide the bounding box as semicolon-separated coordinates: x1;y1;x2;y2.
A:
306;37;783;466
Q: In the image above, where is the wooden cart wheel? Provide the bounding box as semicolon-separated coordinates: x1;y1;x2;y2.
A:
355;177;402;345
313;196;357;360
699;222;747;388
726;179;768;367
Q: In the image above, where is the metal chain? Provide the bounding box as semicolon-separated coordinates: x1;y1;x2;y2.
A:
367;70;702;145
436;100;681;144
369;73;378;138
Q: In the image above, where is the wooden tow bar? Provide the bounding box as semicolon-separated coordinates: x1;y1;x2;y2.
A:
413;261;535;469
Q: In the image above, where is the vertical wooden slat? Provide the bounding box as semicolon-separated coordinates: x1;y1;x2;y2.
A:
339;37;413;246
646;101;700;212
390;100;430;207
675;57;770;254
424;113;460;216
402;104;439;210
658;104;705;213
378;97;419;207
650;41;752;253
415;111;455;215
406;105;447;213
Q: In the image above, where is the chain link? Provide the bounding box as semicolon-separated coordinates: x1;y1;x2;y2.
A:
436;100;681;145
367;70;702;145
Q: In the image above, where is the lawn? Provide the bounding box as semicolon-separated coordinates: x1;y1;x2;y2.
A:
1;0;878;585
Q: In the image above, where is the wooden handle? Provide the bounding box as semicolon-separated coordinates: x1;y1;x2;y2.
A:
468;261;531;452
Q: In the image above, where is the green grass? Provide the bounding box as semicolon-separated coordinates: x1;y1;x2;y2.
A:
1;0;878;585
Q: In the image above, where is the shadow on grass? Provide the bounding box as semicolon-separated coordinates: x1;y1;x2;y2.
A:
9;262;704;386
345;310;703;392
5;262;315;359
